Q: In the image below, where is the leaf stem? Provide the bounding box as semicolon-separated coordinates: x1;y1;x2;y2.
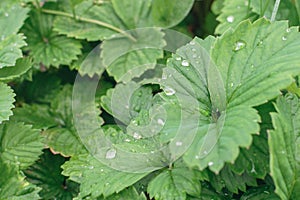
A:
270;0;281;22
41;9;136;41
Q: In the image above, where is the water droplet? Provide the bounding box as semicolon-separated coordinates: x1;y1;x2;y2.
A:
175;56;181;61
234;40;246;51
190;41;195;45
230;82;234;87
192;48;196;52
105;149;117;159
192;54;197;58
176;141;183;146
13;43;17;47
150;150;155;154
100;169;104;172
226;15;234;23
203;150;208;155
89;166;94;169
286;28;291;33
125;138;131;142
133;132;142;139
181;60;189;67
282;36;287;41
164;87;176;96
157;118;165;126
4;13;9;17
258;40;263;46
250;64;255;69
125;105;129;109
208;161;214;166
195;155;200;159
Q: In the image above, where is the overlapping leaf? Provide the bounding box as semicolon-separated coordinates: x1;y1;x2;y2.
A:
215;0;300;34
269;94;300;199
0;58;32;81
25;150;79;199
22;9;82;67
62;154;149;198
0;161;41;199
0;82;15;123
0;121;44;169
147;162;204;200
0;3;29;68
163;19;300;173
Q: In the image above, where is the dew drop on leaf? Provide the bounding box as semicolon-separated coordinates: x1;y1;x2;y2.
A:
4;13;8;17
157;118;165;126
234;40;246;51
286;28;291;33
105;149;117;159
164;87;176;96
208;161;214;166
192;54;197;58
226;15;234;23
181;60;189;67
192;48;196;52
176;141;183;146
175;56;182;61
89;166;94;169
282;36;287;41
190;41;195;45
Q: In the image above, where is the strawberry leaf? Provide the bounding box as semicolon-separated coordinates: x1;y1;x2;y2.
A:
269;94;300;199
0;82;15;124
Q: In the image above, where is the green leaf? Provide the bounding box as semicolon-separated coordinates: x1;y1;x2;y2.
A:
166;19;300;173
208;165;257;194
0;82;15;123
215;0;256;34
22;10;82;67
53;0;126;41
0;121;44;169
25;150;79;199
215;0;300;34
147;164;203;200
62;154;149;198
0;161;41;199
101;28;165;82
11;104;58;130
269;94;300;199
104;187;147;200
0;58;32;81
0;3;29;68
240;185;280;200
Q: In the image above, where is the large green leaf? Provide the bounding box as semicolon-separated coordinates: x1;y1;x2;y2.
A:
0;161;41;199
22;9;82;67
0;3;29;68
25;150;79;199
0;82;15;123
0;121;44;169
147;162;204;200
163;19;300;173
269;94;300;199
62;154;149;198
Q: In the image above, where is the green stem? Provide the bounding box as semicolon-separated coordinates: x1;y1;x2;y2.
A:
271;0;281;22
41;9;136;41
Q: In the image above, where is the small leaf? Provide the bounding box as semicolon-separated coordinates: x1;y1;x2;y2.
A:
0;121;44;169
269;94;300;199
0;82;15;124
104;187;146;200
